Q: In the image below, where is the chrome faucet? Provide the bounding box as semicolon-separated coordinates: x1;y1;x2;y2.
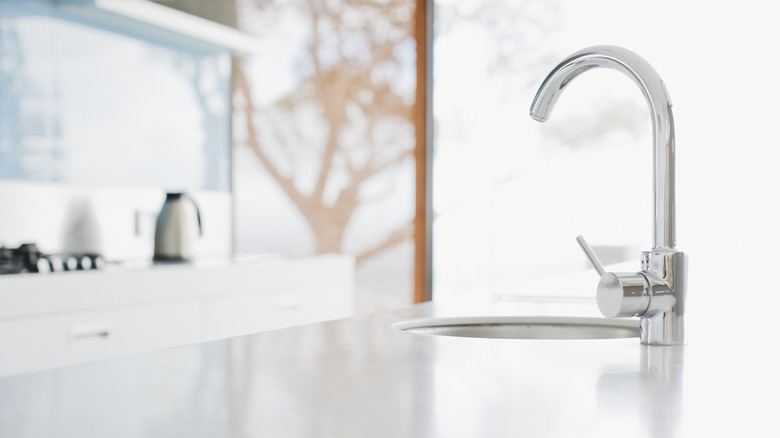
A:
529;46;687;345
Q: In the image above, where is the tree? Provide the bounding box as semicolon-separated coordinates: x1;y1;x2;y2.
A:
234;0;417;261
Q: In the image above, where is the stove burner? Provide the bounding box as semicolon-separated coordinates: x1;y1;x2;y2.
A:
0;243;105;275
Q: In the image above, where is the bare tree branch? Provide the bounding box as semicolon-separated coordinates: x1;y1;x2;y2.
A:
355;220;414;264
235;0;417;258
235;60;309;209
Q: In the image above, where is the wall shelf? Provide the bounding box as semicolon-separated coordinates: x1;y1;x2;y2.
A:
53;0;261;54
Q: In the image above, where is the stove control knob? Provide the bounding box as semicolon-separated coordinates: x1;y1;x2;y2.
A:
36;258;52;274
64;257;79;271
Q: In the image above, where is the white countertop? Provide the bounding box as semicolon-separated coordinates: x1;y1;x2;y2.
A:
0;295;774;437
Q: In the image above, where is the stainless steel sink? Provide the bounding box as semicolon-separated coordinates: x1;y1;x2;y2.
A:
393;316;640;340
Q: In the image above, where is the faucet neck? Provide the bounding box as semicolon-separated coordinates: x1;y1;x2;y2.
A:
529;45;676;250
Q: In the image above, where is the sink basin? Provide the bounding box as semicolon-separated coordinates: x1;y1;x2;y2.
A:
393;316;640;340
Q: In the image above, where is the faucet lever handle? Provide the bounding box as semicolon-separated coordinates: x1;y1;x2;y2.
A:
576;235;606;277
577;235;652;318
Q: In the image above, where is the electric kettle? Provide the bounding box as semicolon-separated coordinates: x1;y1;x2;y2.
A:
153;192;202;262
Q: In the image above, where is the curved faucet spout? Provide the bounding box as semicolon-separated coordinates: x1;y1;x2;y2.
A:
529;45;676;251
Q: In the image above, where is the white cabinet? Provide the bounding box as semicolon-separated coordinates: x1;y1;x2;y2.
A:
204;283;353;340
0;255;355;377
203;256;355;340
0;301;203;377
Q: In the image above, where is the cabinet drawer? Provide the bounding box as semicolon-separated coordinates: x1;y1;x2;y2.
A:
0;301;202;377
204;287;353;341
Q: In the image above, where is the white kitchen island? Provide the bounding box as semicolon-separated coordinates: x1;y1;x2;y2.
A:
0;295;772;438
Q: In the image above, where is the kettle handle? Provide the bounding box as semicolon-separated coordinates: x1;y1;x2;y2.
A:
187;195;203;236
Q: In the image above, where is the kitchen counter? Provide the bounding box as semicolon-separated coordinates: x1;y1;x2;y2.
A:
0;297;776;437
0;254;354;377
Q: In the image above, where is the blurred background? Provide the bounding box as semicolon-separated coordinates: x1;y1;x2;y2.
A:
2;0;780;320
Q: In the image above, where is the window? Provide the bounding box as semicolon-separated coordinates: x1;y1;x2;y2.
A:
233;0;423;313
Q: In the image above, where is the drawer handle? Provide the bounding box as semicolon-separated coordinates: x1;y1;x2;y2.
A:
70;321;113;345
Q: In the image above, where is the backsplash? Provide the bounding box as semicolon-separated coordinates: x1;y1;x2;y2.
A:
0;0;234;262
0;181;232;262
0;0;231;191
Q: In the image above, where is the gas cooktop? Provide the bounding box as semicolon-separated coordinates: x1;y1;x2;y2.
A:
0;243;105;275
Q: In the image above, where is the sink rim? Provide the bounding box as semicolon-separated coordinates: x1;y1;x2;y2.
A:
392;315;640;340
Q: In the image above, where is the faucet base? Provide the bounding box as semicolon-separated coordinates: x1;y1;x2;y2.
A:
640;310;684;346
640;251;687;345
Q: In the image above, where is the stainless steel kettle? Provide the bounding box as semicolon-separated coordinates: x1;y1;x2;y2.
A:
153;192;202;262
